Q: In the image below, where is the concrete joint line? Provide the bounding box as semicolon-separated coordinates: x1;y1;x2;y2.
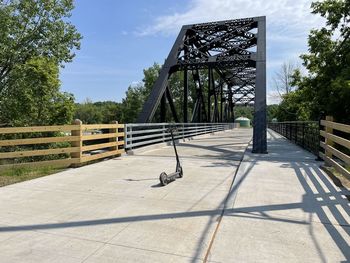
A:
203;139;252;263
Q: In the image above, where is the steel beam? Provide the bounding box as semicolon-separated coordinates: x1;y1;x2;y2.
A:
183;69;188;123
137;26;188;122
208;68;212;122
137;16;267;153
165;87;180;123
252;16;267;153
160;93;166;122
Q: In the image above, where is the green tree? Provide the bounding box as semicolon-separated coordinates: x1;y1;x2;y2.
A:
142;63;162;96
234;106;254;121
275;90;312;121
122;62;229;123
0;0;81;90
0;0;81;126
0;57;75;126
74;99;102;124
94;101;123;124
74;100;123;124
121;84;145;123
120;63;162;123
289;0;350;122
266;104;279;122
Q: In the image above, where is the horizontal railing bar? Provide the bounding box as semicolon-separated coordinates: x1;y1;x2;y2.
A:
126;132;193;147
82;124;118;130
320;152;350;180
82;142;117;152
128;127;223;138
127;128;167;135
82;133;118;141
270;121;318;124
320;120;350;133
126;127;220;143
320;141;350;165
125;122;228;127
0;136;80;147
127;137;167;148
0;125;80;134
86;132;124;141
125;133;164;141
81;149;123;162
320;130;350;149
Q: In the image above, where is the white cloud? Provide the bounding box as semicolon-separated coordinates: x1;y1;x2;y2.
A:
136;0;325;98
130;80;143;87
267;91;282;105
61;68;135;77
137;0;322;37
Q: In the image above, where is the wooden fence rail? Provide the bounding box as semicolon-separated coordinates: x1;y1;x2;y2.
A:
319;116;350;180
0;120;124;171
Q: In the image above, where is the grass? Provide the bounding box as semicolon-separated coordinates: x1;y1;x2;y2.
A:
0;166;66;187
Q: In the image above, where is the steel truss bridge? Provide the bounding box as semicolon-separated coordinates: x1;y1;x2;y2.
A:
137;16;267;153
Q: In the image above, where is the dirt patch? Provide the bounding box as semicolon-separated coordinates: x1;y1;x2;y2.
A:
321;165;350;201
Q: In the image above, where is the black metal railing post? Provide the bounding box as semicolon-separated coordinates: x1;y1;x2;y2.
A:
302;122;305;148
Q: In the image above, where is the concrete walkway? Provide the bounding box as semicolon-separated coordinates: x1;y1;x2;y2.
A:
208;129;350;262
0;129;349;262
0;129;251;263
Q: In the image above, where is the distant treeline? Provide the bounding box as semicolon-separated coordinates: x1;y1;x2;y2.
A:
73;99;279;125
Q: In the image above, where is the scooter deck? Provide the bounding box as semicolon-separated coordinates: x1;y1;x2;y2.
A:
159;171;181;186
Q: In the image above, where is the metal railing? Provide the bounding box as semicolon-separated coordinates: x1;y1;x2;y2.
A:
268;121;320;156
125;123;236;150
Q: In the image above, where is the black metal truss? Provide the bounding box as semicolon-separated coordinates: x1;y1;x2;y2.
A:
137;16;267;153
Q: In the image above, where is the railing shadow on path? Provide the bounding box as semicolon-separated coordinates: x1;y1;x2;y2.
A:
0;129;349;261
239;129;350;262
0;129;254;262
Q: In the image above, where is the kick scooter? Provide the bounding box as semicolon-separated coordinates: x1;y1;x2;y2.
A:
159;127;183;186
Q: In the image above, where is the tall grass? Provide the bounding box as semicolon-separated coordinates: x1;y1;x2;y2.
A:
0;166;66;187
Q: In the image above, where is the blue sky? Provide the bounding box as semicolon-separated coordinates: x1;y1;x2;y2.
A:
60;0;323;104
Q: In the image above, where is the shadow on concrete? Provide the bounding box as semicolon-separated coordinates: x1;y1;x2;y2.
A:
292;162;349;262
150;183;163;188
0;129;348;261
189;153;256;262
261;130;350;262
0;158;348;261
133;154;242;162
123;178;158;182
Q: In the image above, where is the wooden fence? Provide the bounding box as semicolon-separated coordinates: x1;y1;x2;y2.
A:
319;116;350;180
0;120;124;171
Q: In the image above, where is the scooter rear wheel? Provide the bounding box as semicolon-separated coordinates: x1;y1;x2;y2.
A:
159;172;168;186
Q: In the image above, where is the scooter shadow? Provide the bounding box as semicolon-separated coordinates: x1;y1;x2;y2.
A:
151;183;163;188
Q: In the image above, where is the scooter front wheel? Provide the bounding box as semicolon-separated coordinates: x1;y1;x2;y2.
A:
178;166;183;178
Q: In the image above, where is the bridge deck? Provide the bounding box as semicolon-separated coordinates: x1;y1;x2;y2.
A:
0;129;349;262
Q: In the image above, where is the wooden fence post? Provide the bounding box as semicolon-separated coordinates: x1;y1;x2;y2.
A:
110;121;118;155
71;119;82;166
325;115;334;159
